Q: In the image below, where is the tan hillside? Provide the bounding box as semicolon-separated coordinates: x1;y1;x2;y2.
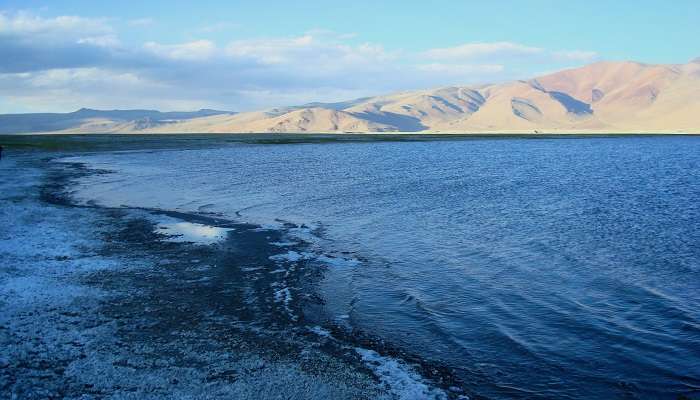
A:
158;58;698;134
144;107;395;133
5;59;700;134
338;59;700;133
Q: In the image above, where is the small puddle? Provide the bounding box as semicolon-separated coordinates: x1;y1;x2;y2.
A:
156;220;233;245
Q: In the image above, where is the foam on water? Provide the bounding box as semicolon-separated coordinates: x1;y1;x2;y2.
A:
316;254;361;268
269;250;312;263
306;325;450;399
355;348;449;400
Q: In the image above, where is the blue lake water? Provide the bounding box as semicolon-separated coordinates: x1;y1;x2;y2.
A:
68;136;700;399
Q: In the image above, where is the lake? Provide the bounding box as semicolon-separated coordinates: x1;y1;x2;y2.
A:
64;135;700;399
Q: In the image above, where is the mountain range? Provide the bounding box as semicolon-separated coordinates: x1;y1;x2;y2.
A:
3;59;700;134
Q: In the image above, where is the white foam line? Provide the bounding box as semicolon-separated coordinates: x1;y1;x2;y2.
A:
316;254;361;268
271;241;298;247
355;348;449;400
269;250;313;263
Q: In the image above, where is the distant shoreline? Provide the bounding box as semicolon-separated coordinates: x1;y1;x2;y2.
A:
2;130;699;136
3;131;698;154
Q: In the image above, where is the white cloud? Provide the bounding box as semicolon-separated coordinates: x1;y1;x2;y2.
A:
424;42;543;61
219;34;398;89
225;35;315;64
25;68;150;88
144;40;217;61
553;50;598;62
424;41;597;65
224;35;395;66
416;63;505;74
0;11;600;112
0;11;111;37
0;11;121;73
77;35;120;47
0;68;202;112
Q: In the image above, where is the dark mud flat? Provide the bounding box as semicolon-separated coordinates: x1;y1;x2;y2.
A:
1;154;468;399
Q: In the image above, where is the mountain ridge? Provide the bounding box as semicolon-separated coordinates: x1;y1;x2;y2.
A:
2;59;700;134
0;108;235;134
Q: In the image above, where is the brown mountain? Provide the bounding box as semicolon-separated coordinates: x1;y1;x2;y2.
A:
4;59;700;134
152;59;700;134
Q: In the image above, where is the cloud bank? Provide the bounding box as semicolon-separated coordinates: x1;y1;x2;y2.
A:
0;11;599;112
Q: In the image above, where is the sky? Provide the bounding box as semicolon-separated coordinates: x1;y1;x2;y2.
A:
0;0;698;113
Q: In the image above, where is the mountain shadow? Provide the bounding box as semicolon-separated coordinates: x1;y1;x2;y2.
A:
548;92;593;116
350;111;428;132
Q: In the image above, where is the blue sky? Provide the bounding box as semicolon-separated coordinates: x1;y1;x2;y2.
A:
1;1;698;112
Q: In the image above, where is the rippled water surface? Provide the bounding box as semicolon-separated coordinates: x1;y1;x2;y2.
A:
68;136;700;399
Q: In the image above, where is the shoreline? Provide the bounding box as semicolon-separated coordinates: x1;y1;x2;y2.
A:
1;152;468;399
3;130;700;137
2;132;698;155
